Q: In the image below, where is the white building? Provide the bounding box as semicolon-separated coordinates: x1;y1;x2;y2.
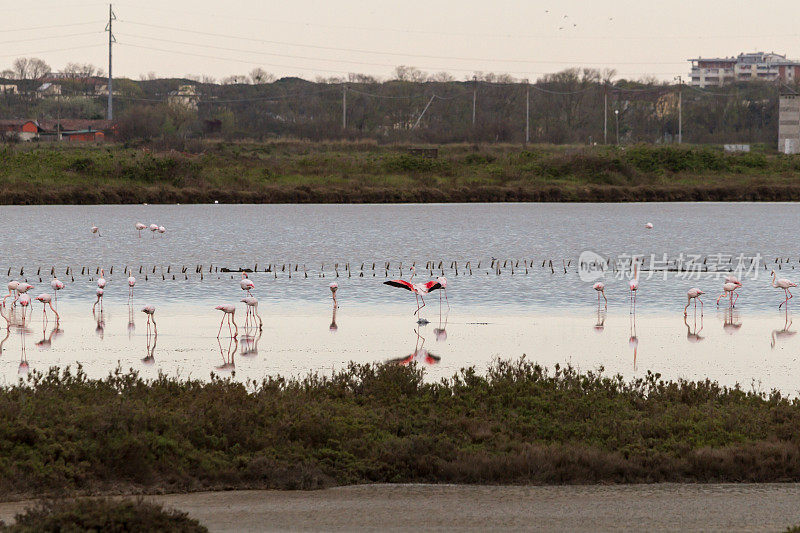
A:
689;52;800;88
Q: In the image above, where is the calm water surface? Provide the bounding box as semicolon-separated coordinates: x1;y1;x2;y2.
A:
1;203;799;391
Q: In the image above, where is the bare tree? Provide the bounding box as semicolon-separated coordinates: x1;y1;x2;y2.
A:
249;68;275;84
221;74;248;85
430;71;455;82
200;75;216;84
393;66;427;82
28;58;50;79
11;58;30;80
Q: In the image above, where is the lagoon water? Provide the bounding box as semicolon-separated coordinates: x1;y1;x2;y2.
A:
1;202;799;392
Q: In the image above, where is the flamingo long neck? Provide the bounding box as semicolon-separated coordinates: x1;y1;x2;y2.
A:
772;271;778;287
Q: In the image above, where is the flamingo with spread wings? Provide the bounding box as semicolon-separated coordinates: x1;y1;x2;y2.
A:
383;274;443;315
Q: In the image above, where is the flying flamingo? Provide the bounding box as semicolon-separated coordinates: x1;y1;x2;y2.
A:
240;273;254;296
91;226;100;236
128;274;136;300
593;281;607;309
771;270;797;309
329;282;338;307
158;226;166;236
50;278;64;305
141;305;157;334
135;222;147;237
35;294;59;323
716;281;741;308
93;288;104;312
149;224;158;238
97;269;107;289
684;288;705;316
215;304;238;338
384;267;443;316
240;297;262;331
3;281;19;307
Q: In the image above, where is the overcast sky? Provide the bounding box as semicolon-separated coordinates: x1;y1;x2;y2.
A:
2;0;800;82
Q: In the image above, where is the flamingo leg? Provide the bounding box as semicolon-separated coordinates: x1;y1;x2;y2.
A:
152;316;157;335
732;291;739;307
255;309;262;330
231;315;238;338
780;289;791;309
227;314;233;337
418;295;426;314
601;291;607;309
217;315;225;338
684;299;690;316
698;296;704;316
414;292;420;315
716;293;726;306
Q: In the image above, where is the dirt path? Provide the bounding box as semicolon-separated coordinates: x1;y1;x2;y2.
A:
1;483;799;532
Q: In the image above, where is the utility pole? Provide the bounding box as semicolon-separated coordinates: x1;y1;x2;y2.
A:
615;109;620;145
342;84;347;129
674;75;683;144
105;4;116;120
525;81;530;145
603;84;608;144
472;75;477;126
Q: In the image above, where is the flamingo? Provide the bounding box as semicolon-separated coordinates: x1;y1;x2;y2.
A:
593;281;607;309
97;269;107;289
240;297;262;331
716;281;741;308
128;274;136;300
684;288;705;316
329;282;338;307
149;224;158;238
215;304;238;338
3;281;19;307
91;226;100;236
15;283;33;317
93;288;104;312
158;226;166;236
384;267;444;316
771;270;797;309
135;222;147;237
240;273;254;296
437;276;450;311
628;261;639;313
141;305;157;334
35;294;59;323
724;275;743;305
645;222;653;229
50;278;64;305
18;294;30;324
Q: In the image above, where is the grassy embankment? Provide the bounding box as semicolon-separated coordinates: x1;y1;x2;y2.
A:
1;359;800;499
3;141;800;203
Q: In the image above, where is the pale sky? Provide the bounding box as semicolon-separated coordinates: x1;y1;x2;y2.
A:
2;0;799;82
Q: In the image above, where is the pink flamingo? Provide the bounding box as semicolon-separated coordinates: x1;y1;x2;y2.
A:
91;226;100;237
771;270;797;309
158;226;166;236
240;273;254;296
715;281;741;308
240;297;262;330
3;281;19;307
437;276;450;311
35;294;59;323
97;269;106;289
149;224;158;238
50;278;64;305
384;267;444;315
135;222;147;237
15;283;33;317
684;288;705;316
93;288;104;312
141;305;157;334
215;304;238;338
628;261;639;313
18;294;30;325
593;281;607;309
128;274;136;300
329;282;338;307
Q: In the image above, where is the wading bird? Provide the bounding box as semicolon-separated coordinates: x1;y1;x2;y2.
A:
93;288;104;312
329;282;338;307
240;273;254;296
593;281;607;309
3;281;19;307
135;222;147;237
97;269;106;289
35;294;59;323
684;288;705;316
50;278;64;305
628;262;639;313
771;270;797;309
17;294;30;324
91;226;100;236
149;224;158;237
158;226;166;236
215;304;238;338
127;274;136;300
716;281;741;308
240;297;262;331
384;268;443;316
141;305;156;334
645;222;653;229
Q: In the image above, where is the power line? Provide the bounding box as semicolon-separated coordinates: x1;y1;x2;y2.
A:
0;44;105;59
0;21;104;33
0;31;103;46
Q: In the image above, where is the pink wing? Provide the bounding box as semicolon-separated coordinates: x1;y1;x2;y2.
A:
384;280;414;292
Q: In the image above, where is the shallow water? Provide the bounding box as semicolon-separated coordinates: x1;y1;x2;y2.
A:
1;203;799;391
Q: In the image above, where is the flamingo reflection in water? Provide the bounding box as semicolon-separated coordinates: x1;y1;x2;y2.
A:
388;329;441;366
771;308;795;349
35;320;63;351
16;320;31;375
629;313;638;371
216;337;238;375
93;306;105;339
594;306;606;333
434;311;448;342
329;304;338;333
142;327;157;365
684;312;704;343
722;307;742;335
127;304;136;339
241;327;261;358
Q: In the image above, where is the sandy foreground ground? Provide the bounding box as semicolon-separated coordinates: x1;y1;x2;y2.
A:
1;483;799;532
